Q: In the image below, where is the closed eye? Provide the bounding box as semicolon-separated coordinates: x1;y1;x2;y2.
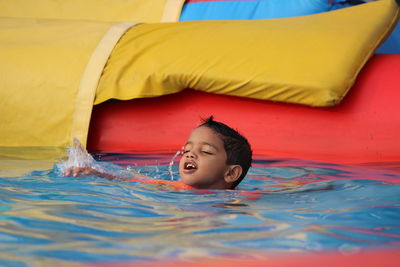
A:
202;151;213;155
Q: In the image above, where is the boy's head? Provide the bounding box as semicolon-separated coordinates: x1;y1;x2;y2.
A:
179;116;252;189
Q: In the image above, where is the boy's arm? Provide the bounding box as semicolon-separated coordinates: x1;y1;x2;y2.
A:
62;166;141;181
59;138;142;181
63;166;114;178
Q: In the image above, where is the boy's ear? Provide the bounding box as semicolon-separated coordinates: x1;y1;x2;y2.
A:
224;165;243;184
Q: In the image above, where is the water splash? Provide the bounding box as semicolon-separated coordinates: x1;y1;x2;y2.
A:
168;148;183;181
55;138;130;177
55;138;95;172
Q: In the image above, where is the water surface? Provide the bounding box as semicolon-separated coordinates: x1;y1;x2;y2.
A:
0;153;399;266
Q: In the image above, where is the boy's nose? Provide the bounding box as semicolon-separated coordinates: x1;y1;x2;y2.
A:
186;151;197;158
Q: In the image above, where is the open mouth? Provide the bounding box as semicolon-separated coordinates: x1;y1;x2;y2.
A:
184;161;197;170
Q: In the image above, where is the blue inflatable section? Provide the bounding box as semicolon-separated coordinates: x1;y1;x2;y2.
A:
179;0;399;54
179;0;332;21
375;23;400;54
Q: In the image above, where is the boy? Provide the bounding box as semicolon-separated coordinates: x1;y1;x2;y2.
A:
64;116;252;190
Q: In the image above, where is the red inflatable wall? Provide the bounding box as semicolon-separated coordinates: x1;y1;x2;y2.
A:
88;54;400;164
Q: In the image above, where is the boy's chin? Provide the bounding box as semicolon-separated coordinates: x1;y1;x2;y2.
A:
180;176;194;186
179;175;199;188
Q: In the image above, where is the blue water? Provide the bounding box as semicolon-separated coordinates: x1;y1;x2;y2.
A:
0;153;399;266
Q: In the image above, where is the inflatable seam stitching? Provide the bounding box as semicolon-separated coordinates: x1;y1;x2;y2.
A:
71;22;139;147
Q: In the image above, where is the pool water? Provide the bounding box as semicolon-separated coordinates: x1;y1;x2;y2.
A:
0;152;399;266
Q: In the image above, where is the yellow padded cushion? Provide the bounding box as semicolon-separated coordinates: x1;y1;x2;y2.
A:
96;0;399;107
0;0;185;22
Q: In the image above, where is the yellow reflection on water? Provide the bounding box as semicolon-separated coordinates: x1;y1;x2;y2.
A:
0;146;65;176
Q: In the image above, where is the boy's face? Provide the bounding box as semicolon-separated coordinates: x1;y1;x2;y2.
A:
179;126;231;189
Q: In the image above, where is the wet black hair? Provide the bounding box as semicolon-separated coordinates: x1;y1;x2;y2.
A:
199;116;252;189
